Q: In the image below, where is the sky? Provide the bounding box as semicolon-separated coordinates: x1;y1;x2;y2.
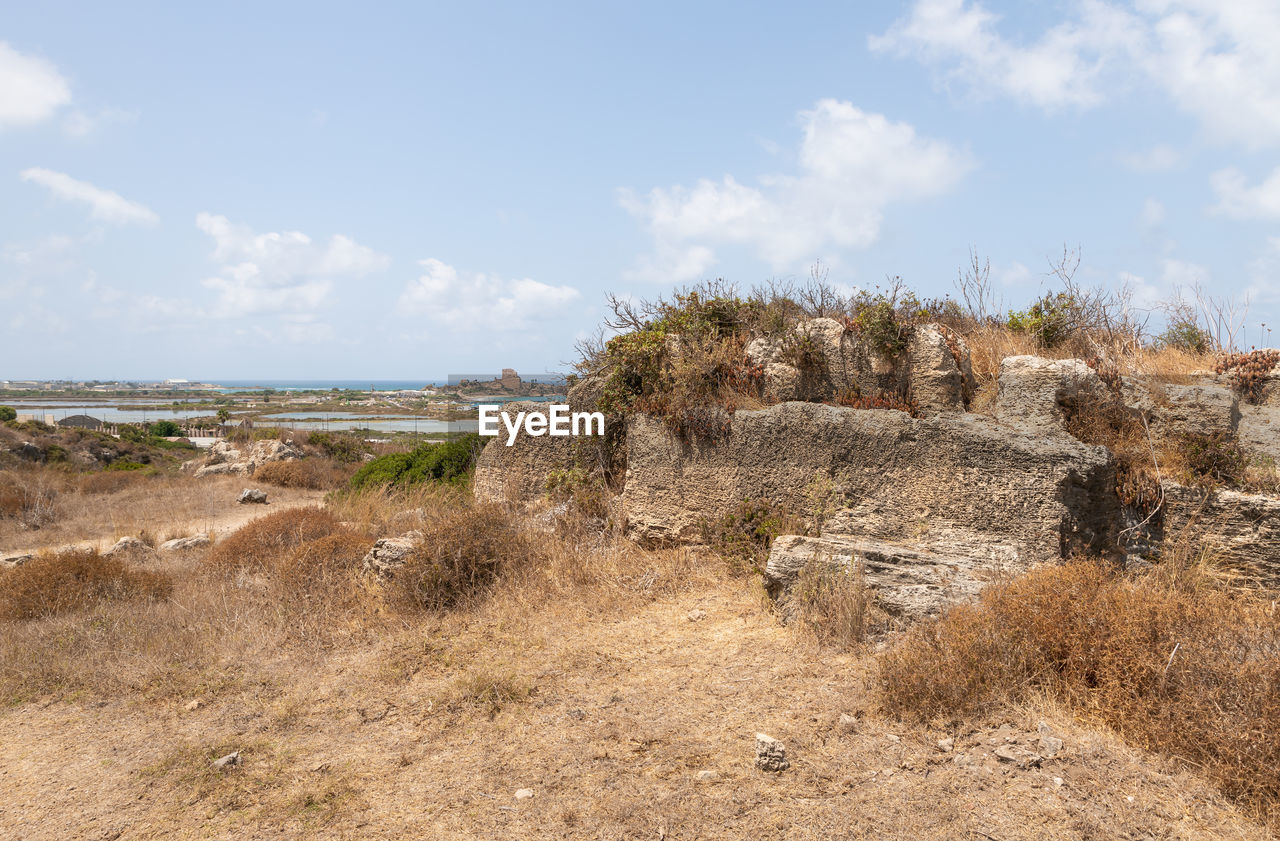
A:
3;0;1280;379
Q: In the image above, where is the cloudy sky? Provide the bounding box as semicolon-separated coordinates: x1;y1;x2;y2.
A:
4;1;1279;379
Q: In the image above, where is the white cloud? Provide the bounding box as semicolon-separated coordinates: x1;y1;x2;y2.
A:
1210;167;1280;219
620;99;973;282
0;42;70;129
873;1;1280;147
398;258;581;330
20;168;158;225
869;0;1143;110
196;213;390;317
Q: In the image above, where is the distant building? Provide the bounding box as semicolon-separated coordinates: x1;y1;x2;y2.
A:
57;414;104;431
500;368;521;390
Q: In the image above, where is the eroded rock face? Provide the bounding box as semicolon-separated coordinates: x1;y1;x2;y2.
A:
621;402;1118;563
1161;482;1280;586
994;356;1107;434
765;534;1014;621
473;401;576;504
744;320;971;413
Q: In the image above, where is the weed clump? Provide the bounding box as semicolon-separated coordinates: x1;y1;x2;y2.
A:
699;498;804;573
1216;349;1280;403
255;459;354;490
878;559;1280;826
390;503;534;612
204;507;345;574
0;549;172;621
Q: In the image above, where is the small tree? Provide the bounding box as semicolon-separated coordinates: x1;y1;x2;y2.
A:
149;420;181;437
0;406;15;422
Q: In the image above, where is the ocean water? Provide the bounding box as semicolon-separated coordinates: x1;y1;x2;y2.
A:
214;380;442;392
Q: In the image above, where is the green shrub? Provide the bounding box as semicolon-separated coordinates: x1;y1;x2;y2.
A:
306;431;368;463
149;420;181;437
348;434;484;490
0;407;15;422
1159;320;1212;354
105;460;148;472
1006;291;1079;348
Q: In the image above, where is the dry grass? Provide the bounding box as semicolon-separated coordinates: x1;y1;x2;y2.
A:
0;465;327;555
253;458;356;490
388;502;536;613
203;507;349;574
0;549;172;622
878;557;1280;827
787;561;879;650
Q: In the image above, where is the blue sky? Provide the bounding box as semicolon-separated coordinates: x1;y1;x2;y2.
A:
3;0;1279;379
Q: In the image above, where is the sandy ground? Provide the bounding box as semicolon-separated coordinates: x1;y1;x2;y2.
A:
0;573;1267;840
1;475;326;557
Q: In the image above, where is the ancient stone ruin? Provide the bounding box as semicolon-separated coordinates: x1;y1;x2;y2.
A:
474;319;1280;621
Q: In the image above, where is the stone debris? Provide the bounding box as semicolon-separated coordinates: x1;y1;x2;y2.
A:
160;534;211;552
994;745;1042;770
1;554;32;569
513;788;534;800
212;751;241;771
686;608;707;622
937;737;954;753
103;536;158;562
361;531;423;578
237;488;268;505
755;733;789;772
695;770;717;781
1038;721;1064;759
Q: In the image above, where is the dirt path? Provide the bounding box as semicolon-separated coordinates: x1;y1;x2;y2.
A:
1;479;327;558
0;580;1266;840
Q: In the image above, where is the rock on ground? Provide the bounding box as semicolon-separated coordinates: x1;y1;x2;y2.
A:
237;488;268;505
361;531;423;578
103;536;159;563
473;400;575;504
754;733;789;772
159;534;211;552
1161;482;1280;586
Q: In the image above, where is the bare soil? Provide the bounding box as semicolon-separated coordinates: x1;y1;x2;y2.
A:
0;567;1266;840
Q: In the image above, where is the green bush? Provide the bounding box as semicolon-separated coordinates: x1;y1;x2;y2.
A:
149;420;181;437
0;407;15;422
105;460;148;472
349;434;484;490
1159;320;1212;354
1006;292;1079;348
306;431;368;463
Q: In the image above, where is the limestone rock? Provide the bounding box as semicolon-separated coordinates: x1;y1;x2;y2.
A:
361;531;423;578
1161;482;1280;586
103;536;158;562
204;440;243;466
212;751;241;771
1037;721;1063;759
994;356;1107;434
1;554;32;569
160;534;211;552
621;402;1118;563
247;439;303;464
513;788;534;800
193;460;252;479
755;733;789;772
909;324;972;414
765;533;1012;621
237;488;268;505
